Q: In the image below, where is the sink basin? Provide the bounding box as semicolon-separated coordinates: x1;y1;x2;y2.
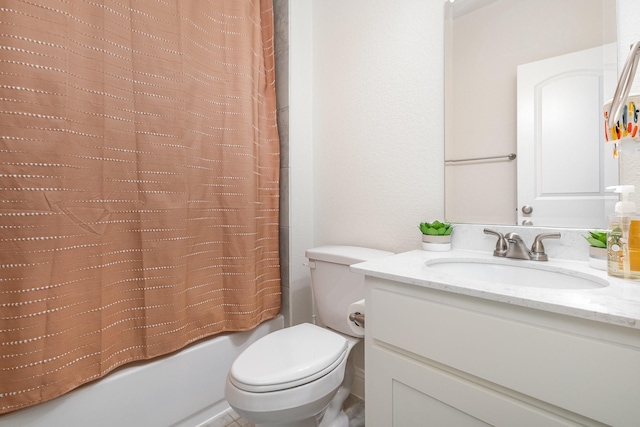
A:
424;258;609;289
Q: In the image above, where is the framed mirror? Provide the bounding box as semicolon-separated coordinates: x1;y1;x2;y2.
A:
444;0;618;228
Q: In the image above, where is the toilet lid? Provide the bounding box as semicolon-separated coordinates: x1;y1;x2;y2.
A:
229;323;348;393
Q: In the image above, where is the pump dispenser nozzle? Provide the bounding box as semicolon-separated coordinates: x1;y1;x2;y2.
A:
607;185;636;214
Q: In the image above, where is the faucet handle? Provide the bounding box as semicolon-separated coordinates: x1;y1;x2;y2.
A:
530;232;561;261
484;228;508;257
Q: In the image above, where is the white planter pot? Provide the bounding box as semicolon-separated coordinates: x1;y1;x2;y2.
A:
588;246;607;271
421;234;452;252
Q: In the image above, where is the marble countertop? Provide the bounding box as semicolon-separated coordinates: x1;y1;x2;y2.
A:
351;249;640;330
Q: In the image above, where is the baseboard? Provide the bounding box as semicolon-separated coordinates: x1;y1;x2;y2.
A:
351;366;365;400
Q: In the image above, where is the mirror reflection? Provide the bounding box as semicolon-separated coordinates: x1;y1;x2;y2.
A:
444;0;618;228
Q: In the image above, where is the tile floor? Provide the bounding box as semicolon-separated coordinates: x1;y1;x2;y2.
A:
343;394;365;427
205;394;365;427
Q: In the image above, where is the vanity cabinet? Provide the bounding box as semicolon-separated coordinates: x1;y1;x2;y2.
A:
364;277;640;427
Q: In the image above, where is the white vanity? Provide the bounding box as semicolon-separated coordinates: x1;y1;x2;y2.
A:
352;245;640;426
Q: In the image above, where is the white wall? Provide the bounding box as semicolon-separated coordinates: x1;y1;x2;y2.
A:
311;0;443;254
289;0;444;325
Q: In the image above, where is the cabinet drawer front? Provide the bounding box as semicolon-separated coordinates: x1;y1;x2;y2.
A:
369;286;640;426
367;346;586;427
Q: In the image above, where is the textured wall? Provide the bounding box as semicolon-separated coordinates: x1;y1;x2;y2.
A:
286;0;444;327
310;0;444;254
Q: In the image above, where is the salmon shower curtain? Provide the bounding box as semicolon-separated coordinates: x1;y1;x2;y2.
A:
0;0;280;414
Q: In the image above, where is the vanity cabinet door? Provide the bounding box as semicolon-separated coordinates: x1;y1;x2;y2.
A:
367;345;586;427
364;277;639;426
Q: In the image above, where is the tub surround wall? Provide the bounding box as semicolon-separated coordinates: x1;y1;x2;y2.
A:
274;0;291;327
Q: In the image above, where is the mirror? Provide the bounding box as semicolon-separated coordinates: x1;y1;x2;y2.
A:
444;0;618;228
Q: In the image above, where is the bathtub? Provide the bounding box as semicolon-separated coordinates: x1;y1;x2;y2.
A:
0;315;284;427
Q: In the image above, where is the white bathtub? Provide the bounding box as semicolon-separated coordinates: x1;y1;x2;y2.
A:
0;315;284;427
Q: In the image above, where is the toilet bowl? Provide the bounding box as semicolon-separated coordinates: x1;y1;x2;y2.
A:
224;246;393;427
225;323;359;427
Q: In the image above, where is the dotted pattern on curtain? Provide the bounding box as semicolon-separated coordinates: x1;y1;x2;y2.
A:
0;0;281;414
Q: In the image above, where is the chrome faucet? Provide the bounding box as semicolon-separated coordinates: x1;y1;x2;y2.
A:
484;229;561;261
505;232;531;260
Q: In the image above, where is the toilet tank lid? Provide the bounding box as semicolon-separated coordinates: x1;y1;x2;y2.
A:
305;245;393;265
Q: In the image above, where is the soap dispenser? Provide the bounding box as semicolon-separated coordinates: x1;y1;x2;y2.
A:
607;185;639;278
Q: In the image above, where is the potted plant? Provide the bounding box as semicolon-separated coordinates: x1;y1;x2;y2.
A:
584;230;607;270
419;220;453;251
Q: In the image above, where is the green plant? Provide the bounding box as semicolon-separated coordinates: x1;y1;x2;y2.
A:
419;220;453;236
583;230;607;248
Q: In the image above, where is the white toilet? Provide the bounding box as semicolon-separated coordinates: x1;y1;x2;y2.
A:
224;245;393;427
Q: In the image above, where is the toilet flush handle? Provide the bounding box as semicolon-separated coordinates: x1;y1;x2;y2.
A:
349;313;365;328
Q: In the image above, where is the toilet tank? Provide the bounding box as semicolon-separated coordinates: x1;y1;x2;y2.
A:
305;246;393;336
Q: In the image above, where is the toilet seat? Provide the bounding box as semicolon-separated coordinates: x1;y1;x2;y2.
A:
229;323;348;393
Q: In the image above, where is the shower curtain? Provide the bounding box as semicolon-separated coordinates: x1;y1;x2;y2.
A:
0;0;280;414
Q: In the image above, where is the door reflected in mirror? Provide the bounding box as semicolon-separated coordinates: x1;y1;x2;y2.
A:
444;0;618;228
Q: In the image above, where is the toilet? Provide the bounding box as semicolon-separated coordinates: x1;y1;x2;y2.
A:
224;245;393;427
